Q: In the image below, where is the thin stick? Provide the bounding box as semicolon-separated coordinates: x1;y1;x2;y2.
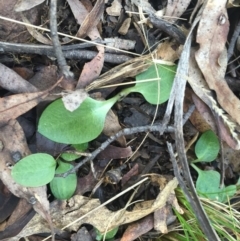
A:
49;0;73;78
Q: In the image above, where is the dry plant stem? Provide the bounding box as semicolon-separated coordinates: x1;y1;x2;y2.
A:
173;34;221;241
148;13;186;45
227;18;240;60
0;41;132;64
50;0;73;78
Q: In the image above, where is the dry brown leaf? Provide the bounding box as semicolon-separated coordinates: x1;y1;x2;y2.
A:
184;88;212;132
28;65;59;91
188;48;240;149
21;13;52;45
97;145;132;159
164;0;191;23
222;144;240;173
67;0;105;89
120;215;153;241
121;164;139;187
0;78;61;125
118;18;131;35
195;1;240;129
0;119;54;240
0;90;49;124
156;39;182;62
0;63;38;94
77;0;105;38
103;109;126;146
11;178;178;239
106;0;122;16
14;0;44;11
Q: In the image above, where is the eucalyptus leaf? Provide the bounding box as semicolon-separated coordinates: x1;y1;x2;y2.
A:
11;153;56;187
38;96;118;144
122;64;176;105
50;161;77;200
191;164;236;203
194;130;220;162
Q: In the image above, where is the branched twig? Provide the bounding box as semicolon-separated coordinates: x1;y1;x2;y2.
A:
49;0;73;78
60;124;174;177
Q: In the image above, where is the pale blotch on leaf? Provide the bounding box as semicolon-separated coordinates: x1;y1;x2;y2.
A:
62;89;89;112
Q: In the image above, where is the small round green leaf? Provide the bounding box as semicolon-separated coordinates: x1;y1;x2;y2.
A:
38;96;117;144
11;153;56;187
127;64;176;105
194;130;220;162
50;161;77;200
191;164;236;203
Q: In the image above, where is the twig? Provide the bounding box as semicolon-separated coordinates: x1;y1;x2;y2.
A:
148;13;186;45
49;0;73;78
60;124;174;177
0;41;132;64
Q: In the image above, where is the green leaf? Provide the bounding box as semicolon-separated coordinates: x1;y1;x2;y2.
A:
95;227;119;241
38;96;118;144
122;64;176;105
60;152;80;162
191;164;236;203
50;161;77;200
11;153;56;187
61;143;89;161
194;130;220;162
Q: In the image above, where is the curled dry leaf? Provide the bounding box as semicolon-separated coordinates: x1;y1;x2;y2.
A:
0;63;38;94
0;120;54;240
195;1;240;129
188;48;240;149
14;0;45;12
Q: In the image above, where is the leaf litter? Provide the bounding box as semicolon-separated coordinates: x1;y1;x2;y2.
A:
0;0;240;241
